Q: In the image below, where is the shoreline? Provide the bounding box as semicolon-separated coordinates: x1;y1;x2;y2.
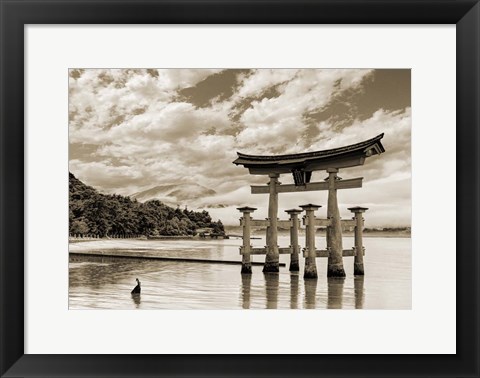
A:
70;235;411;245
227;229;411;238
69;232;410;245
69;229;411;242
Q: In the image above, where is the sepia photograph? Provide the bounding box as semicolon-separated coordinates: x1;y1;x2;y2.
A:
0;2;473;374
68;68;411;310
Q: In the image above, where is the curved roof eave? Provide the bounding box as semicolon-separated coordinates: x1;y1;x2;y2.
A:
233;133;385;166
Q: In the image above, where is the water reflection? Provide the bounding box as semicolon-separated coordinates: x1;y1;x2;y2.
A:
264;273;279;309
69;236;411;310
290;274;299;309
69;255;158;289
241;274;251;309
304;278;318;309
354;276;365;309
131;293;141;308
327;277;345;309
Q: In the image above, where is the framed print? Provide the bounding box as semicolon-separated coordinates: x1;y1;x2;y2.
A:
1;0;479;377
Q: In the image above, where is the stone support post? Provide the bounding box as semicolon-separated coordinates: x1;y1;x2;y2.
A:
237;206;257;274
300;204;321;279
348;206;368;275
326;168;346;277
285;208;302;272
264;173;280;273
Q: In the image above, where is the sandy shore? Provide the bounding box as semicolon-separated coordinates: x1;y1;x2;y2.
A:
69;238;204;250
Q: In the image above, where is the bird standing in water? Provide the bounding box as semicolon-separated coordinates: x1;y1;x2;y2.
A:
131;278;141;294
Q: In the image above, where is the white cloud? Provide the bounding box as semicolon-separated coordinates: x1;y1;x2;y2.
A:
233;69;374;153
69;159;145;194
158;69;224;90
235;69;298;98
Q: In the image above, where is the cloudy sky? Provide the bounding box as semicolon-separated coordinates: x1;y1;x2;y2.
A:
69;69;411;227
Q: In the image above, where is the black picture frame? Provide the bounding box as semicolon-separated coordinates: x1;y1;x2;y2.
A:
1;1;479;377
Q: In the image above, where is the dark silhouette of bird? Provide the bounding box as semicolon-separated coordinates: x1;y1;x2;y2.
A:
131;278;141;294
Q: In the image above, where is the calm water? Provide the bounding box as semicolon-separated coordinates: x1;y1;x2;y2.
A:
69;236;411;310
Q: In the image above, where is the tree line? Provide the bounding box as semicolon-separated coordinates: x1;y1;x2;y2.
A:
69;172;224;237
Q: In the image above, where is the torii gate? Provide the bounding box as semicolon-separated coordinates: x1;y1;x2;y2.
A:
233;133;385;277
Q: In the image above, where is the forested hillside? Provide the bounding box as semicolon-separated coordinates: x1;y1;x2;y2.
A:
69;173;224;237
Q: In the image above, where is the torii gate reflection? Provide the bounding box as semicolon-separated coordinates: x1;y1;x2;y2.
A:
233;133;385;278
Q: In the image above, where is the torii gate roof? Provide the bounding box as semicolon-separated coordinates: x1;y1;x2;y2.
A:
233;133;385;175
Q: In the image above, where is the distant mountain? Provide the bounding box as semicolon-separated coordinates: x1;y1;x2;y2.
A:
131;183;216;204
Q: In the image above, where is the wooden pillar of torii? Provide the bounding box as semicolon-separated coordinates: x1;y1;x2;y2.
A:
264;173;280;272
326;168;345;277
233;134;386;275
285;208;301;272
